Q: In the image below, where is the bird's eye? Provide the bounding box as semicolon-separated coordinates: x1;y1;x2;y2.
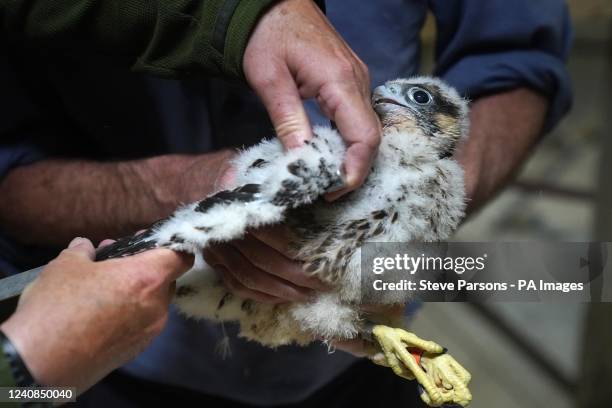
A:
408;87;433;105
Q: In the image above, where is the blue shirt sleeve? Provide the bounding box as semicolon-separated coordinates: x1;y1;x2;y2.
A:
0;140;48;182
0;58;50;182
0;57;59;276
430;0;573;133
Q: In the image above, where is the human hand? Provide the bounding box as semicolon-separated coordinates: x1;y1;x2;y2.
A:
332;304;404;356
204;225;329;304
0;238;193;393
243;0;381;197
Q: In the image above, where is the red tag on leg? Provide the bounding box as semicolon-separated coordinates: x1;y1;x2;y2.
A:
408;347;425;368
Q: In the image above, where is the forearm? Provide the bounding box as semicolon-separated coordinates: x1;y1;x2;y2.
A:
0;150;233;246
456;87;549;213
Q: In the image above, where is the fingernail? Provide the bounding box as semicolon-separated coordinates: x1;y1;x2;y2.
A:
324;190;345;202
281;132;308;150
325;167;347;193
68;237;88;248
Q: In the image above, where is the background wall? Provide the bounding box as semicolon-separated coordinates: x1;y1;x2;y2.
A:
413;2;612;407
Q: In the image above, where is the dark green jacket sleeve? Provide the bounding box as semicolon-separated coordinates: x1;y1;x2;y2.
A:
0;0;277;79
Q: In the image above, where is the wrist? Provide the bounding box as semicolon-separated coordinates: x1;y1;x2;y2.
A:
0;328;38;388
0;316;49;386
123;150;236;212
174;150;237;202
226;0;279;78
126;155;200;214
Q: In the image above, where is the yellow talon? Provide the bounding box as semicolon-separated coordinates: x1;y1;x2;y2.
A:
368;325;473;407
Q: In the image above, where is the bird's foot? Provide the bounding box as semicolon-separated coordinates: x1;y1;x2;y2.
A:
366;325;472;407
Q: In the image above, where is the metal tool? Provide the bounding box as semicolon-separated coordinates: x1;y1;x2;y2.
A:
0;266;45;302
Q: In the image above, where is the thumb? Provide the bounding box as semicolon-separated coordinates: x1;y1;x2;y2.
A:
254;66;313;149
65;237;96;260
130;249;195;284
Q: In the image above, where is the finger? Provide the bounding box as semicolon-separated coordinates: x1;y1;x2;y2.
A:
317;83;381;196
218;266;286;304
97;239;116;248
397;330;445;354
63;237;96;260
324;141;380;202
216;166;237;191
211;244;313;301
129;248;195;283
248;225;295;255
253;65;313;149
332;339;368;357
364;342;393;368
233;235;329;291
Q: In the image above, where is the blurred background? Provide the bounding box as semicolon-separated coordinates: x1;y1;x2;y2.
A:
414;1;612;407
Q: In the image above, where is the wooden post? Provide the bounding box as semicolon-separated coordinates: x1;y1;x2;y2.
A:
578;21;612;408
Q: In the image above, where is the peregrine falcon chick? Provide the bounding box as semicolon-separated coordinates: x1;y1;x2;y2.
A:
97;76;472;407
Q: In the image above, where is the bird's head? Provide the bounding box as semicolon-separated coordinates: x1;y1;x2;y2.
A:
372;77;469;158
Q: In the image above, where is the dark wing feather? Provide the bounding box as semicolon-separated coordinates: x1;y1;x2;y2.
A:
94;184;261;261
95;219;165;261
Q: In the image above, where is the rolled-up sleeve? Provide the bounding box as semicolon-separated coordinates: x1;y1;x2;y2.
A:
0;141;46;183
430;0;573;132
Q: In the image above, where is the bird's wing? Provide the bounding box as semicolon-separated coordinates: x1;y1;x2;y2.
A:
96;129;346;262
95;184;262;261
